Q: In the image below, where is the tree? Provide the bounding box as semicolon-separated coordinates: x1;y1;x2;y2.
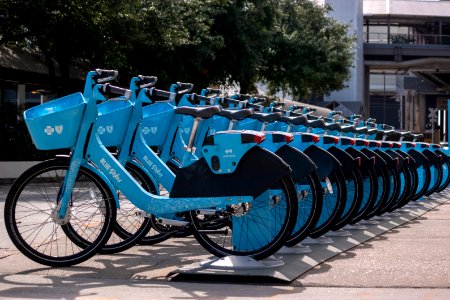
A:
262;0;355;100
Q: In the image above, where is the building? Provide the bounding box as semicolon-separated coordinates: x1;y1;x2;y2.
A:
322;0;450;142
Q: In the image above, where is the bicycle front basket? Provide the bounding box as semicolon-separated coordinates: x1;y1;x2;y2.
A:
142;102;175;147
24;92;87;150
96;100;133;147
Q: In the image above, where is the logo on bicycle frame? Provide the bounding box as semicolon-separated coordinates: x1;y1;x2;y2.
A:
44;125;63;135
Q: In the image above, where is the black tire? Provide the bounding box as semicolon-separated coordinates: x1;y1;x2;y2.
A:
99;163;168;253
435;158;450;193
285;171;323;246
410;160;431;201
332;169;363;230
365;164;391;219
4;159;116;267
349;166;378;224
309;169;346;238
425;163;443;196
377;163;400;215
188;175;298;260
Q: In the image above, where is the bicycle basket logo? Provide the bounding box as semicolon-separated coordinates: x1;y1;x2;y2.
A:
55;125;63;134
44;125;63;136
142;126;157;134
106;125;113;134
225;149;233;154
97;126;106;134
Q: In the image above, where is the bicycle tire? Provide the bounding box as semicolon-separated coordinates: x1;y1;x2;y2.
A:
332;169;363;230
435;158;450;193
188;174;298;260
284;171;323;247
4;159;116;267
349;166;378;224
309;169;346;238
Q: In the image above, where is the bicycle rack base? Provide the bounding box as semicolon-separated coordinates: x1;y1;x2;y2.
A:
199;255;284;270
169;194;450;283
344;224;368;230
302;236;334;245
359;220;381;225
276;244;312;255
325;229;352;237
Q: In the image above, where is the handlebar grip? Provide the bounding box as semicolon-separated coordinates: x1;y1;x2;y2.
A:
192;93;214;104
175;82;194;94
94;69;118;83
101;84;131;99
138;75;158;88
271;102;284;108
331;111;343;116
146;88;174;100
251;97;265;104
206;88;222;95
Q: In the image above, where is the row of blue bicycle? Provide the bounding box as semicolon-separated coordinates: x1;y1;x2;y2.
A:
4;69;450;267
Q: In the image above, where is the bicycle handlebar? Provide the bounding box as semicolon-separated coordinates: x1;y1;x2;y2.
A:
101;84;131;100
94;69;118;83
137;75;158;88
146;88;174;100
174;82;194;94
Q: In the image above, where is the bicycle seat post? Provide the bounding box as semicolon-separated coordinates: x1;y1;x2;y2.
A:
186;117;201;153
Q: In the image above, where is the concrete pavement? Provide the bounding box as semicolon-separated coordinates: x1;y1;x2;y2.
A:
1;184;450;299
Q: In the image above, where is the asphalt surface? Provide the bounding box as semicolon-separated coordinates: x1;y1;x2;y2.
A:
1;183;450;300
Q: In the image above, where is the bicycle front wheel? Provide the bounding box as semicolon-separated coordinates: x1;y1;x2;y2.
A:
188;175;298;260
4;159;116;267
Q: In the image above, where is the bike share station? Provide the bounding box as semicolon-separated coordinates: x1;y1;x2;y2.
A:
6;69;450;284
169;193;449;283
168;106;450;283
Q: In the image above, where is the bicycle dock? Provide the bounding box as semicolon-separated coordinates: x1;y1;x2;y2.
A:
169;191;449;283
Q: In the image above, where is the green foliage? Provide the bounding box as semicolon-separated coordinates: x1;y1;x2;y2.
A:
0;0;354;96
262;0;355;99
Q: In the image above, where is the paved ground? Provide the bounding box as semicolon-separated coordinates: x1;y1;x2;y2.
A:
1;183;450;299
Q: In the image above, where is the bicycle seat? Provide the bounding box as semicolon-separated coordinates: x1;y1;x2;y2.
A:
279;115;307;125
354;127;368;134
174;105;221;119
403;141;416;148
249;112;283;123
367;128;379;135
306;118;326;128
217;108;253;121
340;125;355;133
413;133;424;141
324;122;341;131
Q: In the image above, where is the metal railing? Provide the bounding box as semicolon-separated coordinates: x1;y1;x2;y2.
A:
365;33;450;45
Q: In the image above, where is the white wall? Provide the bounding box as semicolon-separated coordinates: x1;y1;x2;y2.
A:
324;0;364;106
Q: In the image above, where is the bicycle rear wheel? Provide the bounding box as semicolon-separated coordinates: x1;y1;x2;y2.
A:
4;159;116;267
309;169;346;238
285;171;322;246
188;175;298;260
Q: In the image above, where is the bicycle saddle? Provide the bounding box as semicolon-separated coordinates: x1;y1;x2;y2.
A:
249;112;283;123
217;108;254;121
367;128;379;135
324;122;341;131
279;115;307;125
354;127;368;134
174;105;221;119
340;125;355;133
306;118;326;128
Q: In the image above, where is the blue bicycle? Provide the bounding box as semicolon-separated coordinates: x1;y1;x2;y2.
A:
4;70;298;266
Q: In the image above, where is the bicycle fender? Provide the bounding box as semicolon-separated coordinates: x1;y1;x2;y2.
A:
374;149;398;169
127;160;160;195
435;149;450;162
360;148;386;170
345;147;373;175
422;149;441;166
304;144;340;179
275;145;317;183
327;146;356;176
55;155;120;208
407;149;428;168
171;146;291;198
